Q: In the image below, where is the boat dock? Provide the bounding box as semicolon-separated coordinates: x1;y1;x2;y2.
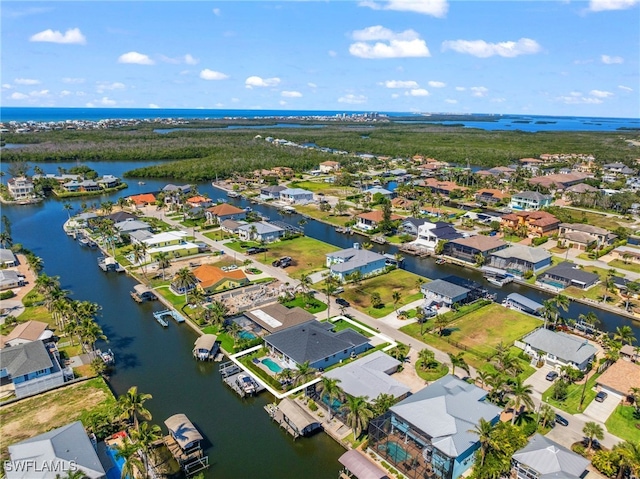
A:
219;361;265;398
163;414;209;477
97;256;125;273
264;398;322;440
399;244;431;257
153;309;185;325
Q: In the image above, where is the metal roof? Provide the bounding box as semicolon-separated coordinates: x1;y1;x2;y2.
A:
506;293;543;312
513;434;589;479
338;450;389;479
164;414;203;450
421;279;470;299
523;329;596;365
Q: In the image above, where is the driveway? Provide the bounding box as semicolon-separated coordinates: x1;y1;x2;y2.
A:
525;363;555;397
582;391;621;423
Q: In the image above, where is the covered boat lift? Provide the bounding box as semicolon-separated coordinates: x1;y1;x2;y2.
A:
193;334;219;361
338;450;390;479
265;398;321;439
163;413;209;476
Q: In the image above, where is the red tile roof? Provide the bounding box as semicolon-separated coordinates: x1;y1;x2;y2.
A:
206;203;245;216
129;193;157;205
193;265;247;289
357;210;403;222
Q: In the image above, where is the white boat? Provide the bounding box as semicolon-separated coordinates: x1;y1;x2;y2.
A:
236;374;257;395
486;277;505;287
227;191;240;198
138;181;145;185
97;348;115;365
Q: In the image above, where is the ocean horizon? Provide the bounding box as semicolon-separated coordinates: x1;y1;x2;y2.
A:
1;106;639;132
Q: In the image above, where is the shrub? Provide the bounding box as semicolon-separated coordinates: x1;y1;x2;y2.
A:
308;399;318;411
591;450;619;477
552;380;569;400
520;420;537;437
0;290;15;300
571;443;587;456
523;270;534;279
532;236;549;246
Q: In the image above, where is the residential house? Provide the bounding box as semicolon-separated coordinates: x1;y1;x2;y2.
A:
391;197;415;211
368;375;502;479
237;221;285;243
475;189;509;205
0;320;53;349
260;185;287;200
609;245;640;265
220;219;246;234
421;279;471;308
509;191;553;211
562;183;598;202
264;320;371;370
511;434;589;479
63;179;100;192
323;350;411;403
97;175;121;189
128;193;157;207
139;231;199;259
603;162;634;175
399;217;428;236
411;222;464;253
0;248;18;266
186;196;213;209
162;183;192;195
6;421;106;479
558;223;617;250
114;219;152;235
521;329;596;371
366;187;396;200
0;270;25;291
325;246;387;282
500;211;560;237
193;264;249;293
620;344;639;362
355;210;403;231
488;244;552;274
238;303;315;336
279;188;314;204
0;340;67;398
319;161;340;173
596;360;640;398
537;261;599;290
422;178;468;198
7;176;35;200
105;211;137;223
528;173;589;192
205;203;247;223
444;235;507;264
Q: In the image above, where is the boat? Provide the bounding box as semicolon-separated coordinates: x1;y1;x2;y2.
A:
97;348;115;365
138;181;145;185
236;374;257;395
78;237;90;247
435;258;446;265
371;236;387;245
486;277;506;287
227;191;240;198
244;206;252;212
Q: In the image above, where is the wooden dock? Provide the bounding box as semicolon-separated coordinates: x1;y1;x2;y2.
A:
219;361;265;398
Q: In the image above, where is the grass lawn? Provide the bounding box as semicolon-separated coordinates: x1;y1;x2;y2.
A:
284;295;328;314
546;207;630;231
8;305;56;328
608;259;640;274
324;318;373;337
341;269;425;318
154;284;188;310
0;377;116;461
605;405;640;443
542;373;601;415
415;361;448;382
289;180;357;197
564;283;622;304
294;205;353;227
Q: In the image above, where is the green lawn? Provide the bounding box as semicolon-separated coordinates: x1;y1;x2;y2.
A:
284;295;328;314
543;373;601;415
154;284;188;310
341;269;425;318
288;180;357;196
605;405;640;443
415;361;448;382
324;318;373;337
608;259;640;274
294;205;353;227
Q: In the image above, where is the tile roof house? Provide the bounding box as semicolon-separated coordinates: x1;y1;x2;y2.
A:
421;279;471;307
537;262;599;290
6;421;106;479
475;189;510;205
241;303;315;335
501;211;561;238
488;244;552;274
509;191;554;211
0;320;53;349
193;264;249;293
326;247;387;282
511;434;589;479
368;375;502;479
444;235;507;263
595;360;640;397
412;222;464;252
356;210;404;231
522;329;596;371
528;173;589;191
205;203;247;223
128;193;157;206
264;320;371;370
558;223;617;250
319;160;341;173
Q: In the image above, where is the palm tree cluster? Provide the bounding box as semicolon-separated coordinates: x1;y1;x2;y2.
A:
468;419;528;479
476;343;527;407
591;440;640;479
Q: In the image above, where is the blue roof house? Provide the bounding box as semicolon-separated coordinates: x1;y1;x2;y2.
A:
326;246;387;282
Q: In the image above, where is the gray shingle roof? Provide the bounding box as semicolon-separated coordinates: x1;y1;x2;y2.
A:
490;244;551;263
0;340;53;377
542;262;599;285
237;221;284;235
421;279;470;299
513;434;589;479
513;191;553;201
523;329;596;365
327;248;386;273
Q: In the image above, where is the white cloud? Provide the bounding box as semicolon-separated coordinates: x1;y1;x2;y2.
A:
307;82;317;88
380;80;420;89
558;95;603;104
350;26;430;59
28;89;50;98
445;99;458;104
99;97;116;106
212;8;221;16
618;85;633;91
338;94;368;104
118;51;155;65
200;69;229;80
30;27;86;45
588;0;639;11
406;88;429;96
245;76;280;88
10;92;29;100
391;93;400;99
428;80;446;88
184;54;199;65
149;103;160;108
352;25;419;42
60;90;72;97
359;0;449;18
590;89;613;98
281;91;302;98
442;38;541;58
2;84;11;89
471;86;489;97
455;86;466;91
328;50;338;57
160;53;200;65
96;81;125;93
279;100;287;106
62;77;84;84
601;54;624;64
14;78;40;85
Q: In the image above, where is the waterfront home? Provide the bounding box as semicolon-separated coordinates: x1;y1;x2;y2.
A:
237;221;285;243
139;231;200;260
475;189;509;205
163;183;192;194
193;264;249;293
509;191;553;211
521;329;596;371
63;179;101;192
368;375;502;479
558;223;617;250
399;217;427;236
421;178;468;198
596;359;640;398
128;192;157;207
164;413;209;475
239;303;315;336
511;434;589;479
260;184;287;200
444;235;507;264
537;261;599;290
392;197;415;211
263;321;370;370
0;248;18;267
355;210;404;231
186;196;213;208
500;211;560;237
269;398;323;438
562;183;598;202
528;172;589;192
323;350;411;403
6;421;106;479
0;270;25;291
326;246;387;282
411;222;464;253
97;174;121;189
205;203;247;223
488;244;552;275
620;344;639;362
279;187;314;204
503;293;543;315
0;320;52;349
421;279;471;308
7;176;35;200
319;160;341;173
365;186;396;200
114;219;152;235
0;340;67;398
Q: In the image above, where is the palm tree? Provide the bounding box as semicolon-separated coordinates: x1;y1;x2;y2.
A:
322;274;338;320
114;437;144;479
448;352;470;377
388;342;409;362
63;202;73;219
550;294;570;327
538;404;556;429
131;421;162;478
614;325;637;345
372;393;396;417
434;314;449;336
293;361;316;386
155;251;171;280
601;272;616;303
118;386;153;431
319;376;343;420
370;291;382;309
508;377;534;424
207;299;229;327
613;440;640;479
172;267;198;302
582;421;604;452
0;230;12;248
392;291;401;314
341;395;373;439
476;370;493;389
468;418;495;467
578;311;600;331
277;368;294;385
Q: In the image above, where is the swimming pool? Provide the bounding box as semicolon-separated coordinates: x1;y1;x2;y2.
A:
106;446;127;479
541;279;565;289
239;330;256;340
262;358;283;373
321;394;342;411
378;441;411;463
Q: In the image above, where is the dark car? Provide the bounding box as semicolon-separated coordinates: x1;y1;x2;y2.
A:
545;371;559;381
555;414;569;426
278;256;292;268
336;298;350;308
246;247;267;255
271;259;282;267
595;391;608;402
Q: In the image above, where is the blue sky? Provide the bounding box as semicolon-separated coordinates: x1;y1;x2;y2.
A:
2;1;638;117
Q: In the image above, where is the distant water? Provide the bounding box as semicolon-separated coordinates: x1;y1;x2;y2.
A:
1;107;638;132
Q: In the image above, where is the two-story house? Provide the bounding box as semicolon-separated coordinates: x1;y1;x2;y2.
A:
7;176;35;201
326;246;387;282
509;191;553;211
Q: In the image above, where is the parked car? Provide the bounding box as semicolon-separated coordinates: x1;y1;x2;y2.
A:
545;371;559;381
278;256;292;268
595;391;608;402
555;414;569;426
246;247;267;255
336;298;350;308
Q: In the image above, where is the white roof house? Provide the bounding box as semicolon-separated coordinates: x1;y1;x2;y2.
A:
512;434;589;479
522;329;596;371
